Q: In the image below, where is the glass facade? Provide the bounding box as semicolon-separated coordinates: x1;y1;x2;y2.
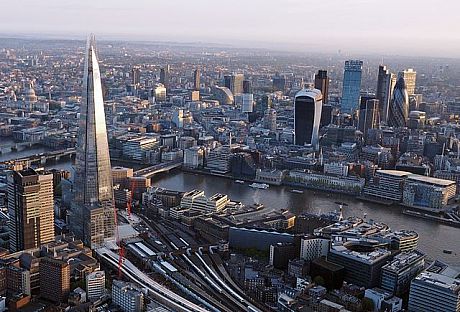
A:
341;60;363;114
388;77;409;128
72;36;115;248
294;89;322;148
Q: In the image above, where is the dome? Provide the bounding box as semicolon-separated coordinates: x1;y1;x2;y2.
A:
23;83;37;102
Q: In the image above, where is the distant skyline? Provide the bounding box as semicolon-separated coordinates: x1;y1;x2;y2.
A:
3;0;460;58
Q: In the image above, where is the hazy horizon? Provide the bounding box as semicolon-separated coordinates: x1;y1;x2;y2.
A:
2;0;460;58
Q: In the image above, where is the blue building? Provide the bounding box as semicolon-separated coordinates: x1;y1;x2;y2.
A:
341;60;363;114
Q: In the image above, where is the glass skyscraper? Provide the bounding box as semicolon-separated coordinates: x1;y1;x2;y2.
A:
294;87;323;149
71;35;115;248
341;60;363;114
388;77;409;128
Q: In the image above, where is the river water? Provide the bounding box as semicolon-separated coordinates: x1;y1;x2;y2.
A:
150;171;460;266
1;144;457;266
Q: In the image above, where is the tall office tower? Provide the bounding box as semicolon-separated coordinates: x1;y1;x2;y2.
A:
193;68;200;91
388;77;409;128
376;65;397;123
398;68;417;96
272;73;286;92
341;60;363;114
71;36;115;249
7;168;54;252
263;108;277;131
40;258;70;303
260;95;272;112
131;66;140;85
241;93;254;113
243;79;252;94
160;65;170;89
314;70;329;104
294;88;323;148
358;98;379;140
224;73;244;95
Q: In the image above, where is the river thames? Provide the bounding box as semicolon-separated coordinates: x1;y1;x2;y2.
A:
149;171;460;266
1;146;457;266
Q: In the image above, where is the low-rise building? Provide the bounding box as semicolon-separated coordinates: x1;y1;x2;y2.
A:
380;250;425;296
86;270;105;301
408;269;460;312
300;236;330;261
112;280;145;312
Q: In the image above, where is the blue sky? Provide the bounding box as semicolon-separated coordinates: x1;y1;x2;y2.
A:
3;0;459;57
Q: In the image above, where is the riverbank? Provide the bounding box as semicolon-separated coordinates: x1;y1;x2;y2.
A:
403;209;460;228
151;171;460;265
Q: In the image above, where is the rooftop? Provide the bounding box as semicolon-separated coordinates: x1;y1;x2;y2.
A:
414;271;460;294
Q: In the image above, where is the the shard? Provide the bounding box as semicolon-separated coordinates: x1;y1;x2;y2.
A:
71;35;115;248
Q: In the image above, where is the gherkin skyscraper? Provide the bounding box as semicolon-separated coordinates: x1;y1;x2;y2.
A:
71;35;115;248
388;77;409;128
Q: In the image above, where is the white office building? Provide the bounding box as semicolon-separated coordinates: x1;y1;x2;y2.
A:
408;270;460;312
86;270;106;301
300;236;329;261
112;280;145;312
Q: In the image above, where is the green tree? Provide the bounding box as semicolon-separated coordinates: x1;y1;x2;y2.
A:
313;275;325;286
361;297;375;312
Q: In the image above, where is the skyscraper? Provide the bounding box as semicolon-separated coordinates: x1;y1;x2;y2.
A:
294;88;323;148
358;98;379;140
224;73;244;95
71;35;115;248
243;79;252;94
7;168;54;252
131;66;140;85
193;68;200;91
314;70;329;104
388;77;409;128
160;65;170;89
376;65;397;123
241;93;254;113
341;60;363;114
272;73;286;92
398;68;416;96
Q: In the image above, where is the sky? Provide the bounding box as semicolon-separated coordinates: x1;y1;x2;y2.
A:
2;0;460;58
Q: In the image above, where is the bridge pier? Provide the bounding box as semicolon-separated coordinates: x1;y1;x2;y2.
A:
40;156;46;165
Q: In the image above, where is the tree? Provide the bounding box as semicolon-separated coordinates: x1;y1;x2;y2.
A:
361;297;375;312
313;275;325;287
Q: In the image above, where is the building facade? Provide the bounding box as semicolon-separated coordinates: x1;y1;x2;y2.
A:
341;60;363;113
314;70;329;104
294;88;323;148
112;280;145;312
388;77;409;128
39;258;70;303
86;270;106;301
408;271;460;312
8;168;54;252
71;36;116;248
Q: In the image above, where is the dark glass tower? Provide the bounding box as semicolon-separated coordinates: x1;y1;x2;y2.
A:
314;70;329;104
358;97;379;141
72;35;115;248
294;88;323;148
376;65;396;123
160;65;170;89
388;77;409;128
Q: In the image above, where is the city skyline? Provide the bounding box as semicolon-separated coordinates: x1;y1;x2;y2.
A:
2;0;460;58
